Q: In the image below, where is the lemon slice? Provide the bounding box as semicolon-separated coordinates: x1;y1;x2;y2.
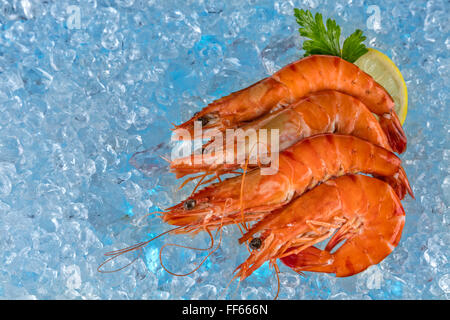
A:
354;48;408;125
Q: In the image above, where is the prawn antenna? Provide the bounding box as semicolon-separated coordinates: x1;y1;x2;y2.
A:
160;154;171;163
220;271;241;300
159;224;224;277
239;157;250;231
97;225;185;273
273;262;281;300
133;210;165;227
177;173;207;191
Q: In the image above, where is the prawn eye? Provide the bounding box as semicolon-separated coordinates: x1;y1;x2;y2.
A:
183;199;196;210
249;237;262;250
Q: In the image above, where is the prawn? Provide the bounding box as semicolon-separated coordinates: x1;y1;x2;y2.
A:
234;174;405;281
176;55;406;153
163;134;412;233
171;90;394;178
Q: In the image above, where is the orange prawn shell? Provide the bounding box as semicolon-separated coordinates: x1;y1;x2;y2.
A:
273;56;394;115
170;90;396;178
176;55;406;153
163;135;411;233
235;175;405;280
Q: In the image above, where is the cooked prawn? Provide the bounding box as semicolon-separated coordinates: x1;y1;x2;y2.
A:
171;91;394;178
163;134;412;233
234;174;405;281
176;55;406;153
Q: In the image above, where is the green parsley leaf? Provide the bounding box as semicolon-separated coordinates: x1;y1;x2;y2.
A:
294;8;368;63
342;29;368;63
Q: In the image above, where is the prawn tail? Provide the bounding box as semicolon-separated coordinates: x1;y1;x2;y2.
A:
379;112;407;154
375;166;414;200
398;166;414;199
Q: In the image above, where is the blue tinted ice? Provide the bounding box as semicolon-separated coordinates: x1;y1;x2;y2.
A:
0;0;448;299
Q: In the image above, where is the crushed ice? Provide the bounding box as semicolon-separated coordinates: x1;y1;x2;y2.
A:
0;0;448;299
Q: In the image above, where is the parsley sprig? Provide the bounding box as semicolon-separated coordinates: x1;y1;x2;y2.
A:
294;8;368;63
